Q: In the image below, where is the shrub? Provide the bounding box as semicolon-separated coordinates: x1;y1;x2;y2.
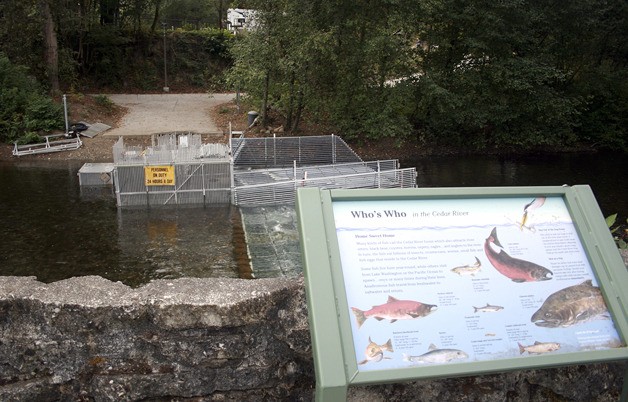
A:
0;53;64;143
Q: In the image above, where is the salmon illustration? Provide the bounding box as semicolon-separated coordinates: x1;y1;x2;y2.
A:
351;296;438;328
531;280;610;328
473;303;504;313
518;341;561;355
358;337;394;365
402;344;468;364
450;257;482;276
484;227;553;282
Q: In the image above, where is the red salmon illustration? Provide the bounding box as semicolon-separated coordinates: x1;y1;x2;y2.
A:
484;227;553;283
351;296;437;328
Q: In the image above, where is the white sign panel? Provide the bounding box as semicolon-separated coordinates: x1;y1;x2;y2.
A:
332;196;622;372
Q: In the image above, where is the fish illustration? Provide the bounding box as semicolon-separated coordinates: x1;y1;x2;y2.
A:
403;344;468;364
520;197;546;230
531;280;610;328
484;227;553;282
518;341;561;355
473;303;504;313
351;296;438;328
451;257;482;276
358;337;394;365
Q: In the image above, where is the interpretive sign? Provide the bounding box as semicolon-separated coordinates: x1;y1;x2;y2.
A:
144;165;175;186
296;186;628;401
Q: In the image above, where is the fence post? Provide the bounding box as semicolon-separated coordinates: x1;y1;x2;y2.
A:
230;153;236;205
332;134;336;164
201;162;206;205
293;160;297;191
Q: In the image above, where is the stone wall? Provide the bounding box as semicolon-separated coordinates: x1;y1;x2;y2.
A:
1;253;627;401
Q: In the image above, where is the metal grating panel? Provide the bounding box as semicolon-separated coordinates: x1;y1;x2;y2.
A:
233;168;417;206
231;134;362;169
113;133;416;207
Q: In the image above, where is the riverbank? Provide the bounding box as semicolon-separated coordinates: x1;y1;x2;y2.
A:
1;93;605;164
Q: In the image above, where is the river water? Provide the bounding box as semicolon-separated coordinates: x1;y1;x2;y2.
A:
0;152;625;287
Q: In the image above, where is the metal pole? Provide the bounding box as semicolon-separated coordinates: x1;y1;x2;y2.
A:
162;23;169;92
63;94;69;134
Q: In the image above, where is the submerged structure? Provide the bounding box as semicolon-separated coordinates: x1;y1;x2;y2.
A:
109;133;416;207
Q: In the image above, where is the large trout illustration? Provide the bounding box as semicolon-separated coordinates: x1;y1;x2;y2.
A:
531;280;610;328
484;227;553;282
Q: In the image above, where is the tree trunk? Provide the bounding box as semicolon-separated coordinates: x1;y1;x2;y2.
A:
150;0;162;34
218;0;224;30
285;73;295;131
41;0;59;94
292;89;304;132
261;71;270;127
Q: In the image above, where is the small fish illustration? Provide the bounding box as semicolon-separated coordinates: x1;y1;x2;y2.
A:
403;344;468;364
520;197;546;230
473;303;504;313
351;296;438;329
531;280;610;328
358;337;394;365
450;257;482;276
484;227;553;282
518;341;561;355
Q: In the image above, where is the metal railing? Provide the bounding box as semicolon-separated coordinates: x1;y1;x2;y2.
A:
13;134;82;157
112;133;417;207
233;167;417;206
113;135;229;165
231;134;362;169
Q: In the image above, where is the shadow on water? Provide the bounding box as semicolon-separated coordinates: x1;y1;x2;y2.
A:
1;151;625;286
407;152;627;223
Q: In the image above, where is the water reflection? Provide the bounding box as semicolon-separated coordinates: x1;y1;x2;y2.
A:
115;207;238;286
407;152;627;219
0;161;237;287
0;151;625;287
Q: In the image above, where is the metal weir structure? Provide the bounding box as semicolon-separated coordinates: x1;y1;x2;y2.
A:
112;133;416;207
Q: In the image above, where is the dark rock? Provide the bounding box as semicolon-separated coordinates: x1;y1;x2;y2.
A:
0;275;625;401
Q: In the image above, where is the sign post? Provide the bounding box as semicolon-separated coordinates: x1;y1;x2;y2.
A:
296;186;628;400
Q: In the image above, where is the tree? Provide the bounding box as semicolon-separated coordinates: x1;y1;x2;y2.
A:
227;0;627;151
228;0;416;137
0;54;64;143
41;0;60;94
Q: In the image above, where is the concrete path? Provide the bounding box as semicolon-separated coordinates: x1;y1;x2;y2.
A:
103;93;235;137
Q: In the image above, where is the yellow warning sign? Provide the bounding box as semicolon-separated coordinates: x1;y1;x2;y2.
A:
144;165;175;186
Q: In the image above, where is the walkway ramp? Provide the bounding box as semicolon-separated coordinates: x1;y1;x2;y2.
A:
12;134;82;157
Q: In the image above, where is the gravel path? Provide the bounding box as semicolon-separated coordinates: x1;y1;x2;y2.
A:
103;93;236;137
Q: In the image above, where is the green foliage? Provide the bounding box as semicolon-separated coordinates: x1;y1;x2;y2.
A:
93;95;115;110
15;131;42;145
228;0;627;150
0;54;63;143
23;97;64;131
162;0;220;29
606;214;628;250
0;0;625;149
168;29;234;90
228;0;416;138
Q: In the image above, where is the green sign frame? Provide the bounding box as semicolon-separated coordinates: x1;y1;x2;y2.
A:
296;186;628;401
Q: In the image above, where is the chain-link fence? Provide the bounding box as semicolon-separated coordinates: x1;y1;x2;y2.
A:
113;134;416;207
